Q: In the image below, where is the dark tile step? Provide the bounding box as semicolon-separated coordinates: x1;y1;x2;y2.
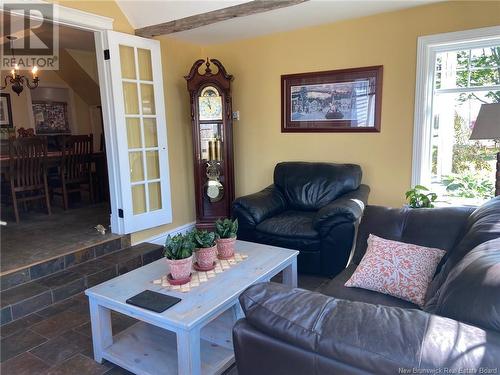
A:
0;236;127;291
0;242;163;325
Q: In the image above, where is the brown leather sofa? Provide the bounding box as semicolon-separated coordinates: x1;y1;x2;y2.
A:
233;197;500;374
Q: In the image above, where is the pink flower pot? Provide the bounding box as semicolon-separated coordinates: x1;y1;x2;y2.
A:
217;237;236;259
166;255;193;280
195;245;217;268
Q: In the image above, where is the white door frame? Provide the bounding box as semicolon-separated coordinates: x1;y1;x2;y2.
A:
411;26;500;188
10;1;126;233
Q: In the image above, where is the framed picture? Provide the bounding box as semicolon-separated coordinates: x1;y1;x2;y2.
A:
281;66;383;132
32;101;71;134
0;93;13;128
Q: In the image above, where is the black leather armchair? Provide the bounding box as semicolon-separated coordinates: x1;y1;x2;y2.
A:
233;162;370;277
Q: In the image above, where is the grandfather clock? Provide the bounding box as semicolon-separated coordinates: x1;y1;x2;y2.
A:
185;58;235;229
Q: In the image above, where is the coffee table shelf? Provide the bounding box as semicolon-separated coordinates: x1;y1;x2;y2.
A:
104;312;235;375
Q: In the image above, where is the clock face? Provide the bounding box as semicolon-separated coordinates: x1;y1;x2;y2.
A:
199;86;223;121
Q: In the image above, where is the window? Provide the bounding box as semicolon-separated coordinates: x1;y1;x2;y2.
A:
413;27;500;206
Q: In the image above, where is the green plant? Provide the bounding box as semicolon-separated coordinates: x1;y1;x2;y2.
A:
443;173;494;200
451;113;494;174
192;229;216;249
215;218;238;239
164;233;195;260
405;185;437;208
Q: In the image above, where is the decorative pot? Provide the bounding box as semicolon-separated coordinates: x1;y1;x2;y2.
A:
166;255;193;280
217;237;236;259
195;245;217;268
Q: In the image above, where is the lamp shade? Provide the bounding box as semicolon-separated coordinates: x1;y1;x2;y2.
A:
470;103;500;140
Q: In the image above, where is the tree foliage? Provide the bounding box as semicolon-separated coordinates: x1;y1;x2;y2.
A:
451;113;492;174
456;47;500;104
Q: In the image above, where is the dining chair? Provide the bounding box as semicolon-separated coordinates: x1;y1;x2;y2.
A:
17;127;35;137
52;134;94;209
8;136;51;223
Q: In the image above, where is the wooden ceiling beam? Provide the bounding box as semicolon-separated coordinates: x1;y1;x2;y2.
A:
135;0;309;38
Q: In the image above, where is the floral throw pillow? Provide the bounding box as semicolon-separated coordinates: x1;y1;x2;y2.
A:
345;234;446;306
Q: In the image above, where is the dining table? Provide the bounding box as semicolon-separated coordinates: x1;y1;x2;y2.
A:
0;151;105;171
0;151;108;201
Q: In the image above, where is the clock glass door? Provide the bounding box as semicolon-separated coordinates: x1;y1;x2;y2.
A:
199;86;222;121
198;86;225;204
198;86;224;162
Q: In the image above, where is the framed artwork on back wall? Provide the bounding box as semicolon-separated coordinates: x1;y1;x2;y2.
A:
0;93;13;128
32;101;71;134
281;65;383;132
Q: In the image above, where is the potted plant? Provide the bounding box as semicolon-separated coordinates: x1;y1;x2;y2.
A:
192;229;217;270
405;185;437;208
164;233;195;282
215;218;238;259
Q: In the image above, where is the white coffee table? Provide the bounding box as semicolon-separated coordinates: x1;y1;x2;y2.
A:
85;240;298;375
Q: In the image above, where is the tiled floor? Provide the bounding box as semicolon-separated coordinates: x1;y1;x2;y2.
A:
0;293;135;375
1;203;119;274
0;274;329;375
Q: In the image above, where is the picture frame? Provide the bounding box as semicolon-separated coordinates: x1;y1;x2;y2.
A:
0;93;14;129
281;65;383;133
32;100;71;135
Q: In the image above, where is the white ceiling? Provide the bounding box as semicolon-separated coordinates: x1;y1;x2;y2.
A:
116;0;249;28
117;0;437;45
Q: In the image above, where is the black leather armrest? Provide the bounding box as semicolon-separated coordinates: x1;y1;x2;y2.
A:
238;283;500;374
313;184;369;230
233;184;287;227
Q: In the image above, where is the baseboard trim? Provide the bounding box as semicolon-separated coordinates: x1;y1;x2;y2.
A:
137;222;196;246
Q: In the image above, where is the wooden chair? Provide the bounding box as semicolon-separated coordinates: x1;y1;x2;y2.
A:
7;136;51;223
52;134;94;209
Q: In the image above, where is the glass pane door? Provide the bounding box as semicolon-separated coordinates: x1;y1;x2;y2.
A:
107;31;171;233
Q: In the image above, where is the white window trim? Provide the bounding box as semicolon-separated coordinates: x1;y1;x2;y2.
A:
412;26;500;187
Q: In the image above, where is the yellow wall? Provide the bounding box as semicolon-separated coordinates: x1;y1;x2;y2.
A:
204;1;500;207
36;1;500;242
1;74;31;130
66;49;99;83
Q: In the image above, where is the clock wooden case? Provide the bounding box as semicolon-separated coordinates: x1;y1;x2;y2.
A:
185;58;235;229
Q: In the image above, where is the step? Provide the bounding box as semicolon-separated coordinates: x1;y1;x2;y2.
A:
0;236;129;291
0;242;164;325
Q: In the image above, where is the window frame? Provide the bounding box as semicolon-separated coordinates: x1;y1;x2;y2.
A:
412;26;500;188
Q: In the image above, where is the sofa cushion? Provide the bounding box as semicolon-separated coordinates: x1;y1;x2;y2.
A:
425;196;500;309
274;162;361;211
318;264;419;309
256;211;318;239
432;238;500;332
352;205;473;266
345;235;445;306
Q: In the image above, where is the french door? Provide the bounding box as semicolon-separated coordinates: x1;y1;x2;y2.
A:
106;31;172;233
